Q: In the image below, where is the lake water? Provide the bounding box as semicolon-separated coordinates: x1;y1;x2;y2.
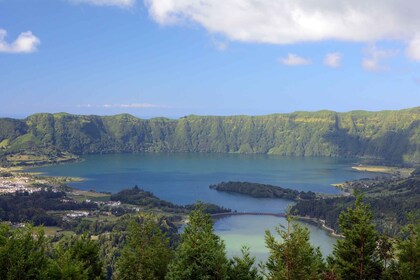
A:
214;215;335;261
31;153;372;258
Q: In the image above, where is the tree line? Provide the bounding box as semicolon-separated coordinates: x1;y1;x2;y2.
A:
1;195;419;280
1;108;419;164
292;174;420;236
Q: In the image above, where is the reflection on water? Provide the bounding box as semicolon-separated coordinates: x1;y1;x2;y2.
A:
214;215;336;262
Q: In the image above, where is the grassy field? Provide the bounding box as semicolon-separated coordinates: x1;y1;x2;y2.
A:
43;226;63;235
69;190;111;203
4;151;79;167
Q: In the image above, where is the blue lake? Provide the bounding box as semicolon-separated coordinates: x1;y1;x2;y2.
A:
31;153;372;258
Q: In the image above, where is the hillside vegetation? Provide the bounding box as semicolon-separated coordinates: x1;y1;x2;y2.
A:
0;107;419;164
292;170;420;236
209;181;316;200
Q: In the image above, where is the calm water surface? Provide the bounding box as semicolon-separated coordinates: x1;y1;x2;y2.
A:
214;215;335;261
32;153;371;212
32;153;372;257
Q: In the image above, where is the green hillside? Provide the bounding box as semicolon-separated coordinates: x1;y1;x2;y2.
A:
0;107;419;164
292;171;420;236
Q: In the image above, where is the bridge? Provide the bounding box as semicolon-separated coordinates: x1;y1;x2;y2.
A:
211;212;286;218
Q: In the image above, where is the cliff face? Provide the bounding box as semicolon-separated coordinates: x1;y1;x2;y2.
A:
1;107;419;163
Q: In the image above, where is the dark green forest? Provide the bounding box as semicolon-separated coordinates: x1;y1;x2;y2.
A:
0;186;229;234
1;201;419;280
292;172;420;236
210;181;316;200
1;107;419;164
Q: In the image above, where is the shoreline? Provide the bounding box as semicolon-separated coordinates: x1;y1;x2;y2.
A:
330;164;415;192
210;211;343;238
3;158;410;239
296;216;343;238
0;165;86;195
351;165;414;177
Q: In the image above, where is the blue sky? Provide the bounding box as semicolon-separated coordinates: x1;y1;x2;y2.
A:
0;0;419;118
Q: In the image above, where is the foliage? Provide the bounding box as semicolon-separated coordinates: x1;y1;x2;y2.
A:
111;186;183;213
1;107;419;165
0;224;49;280
165;206;230;280
0;190;97;226
47;244;89;280
47;233;105;280
111;186;231;214
95;214;180;279
263;213;325;280
395;212;420;280
228;246;263;280
67;233;105;279
0;224;104;280
292;174;420;236
0;199;418;280
332;193;382;280
210;181;316;200
116;214;174;280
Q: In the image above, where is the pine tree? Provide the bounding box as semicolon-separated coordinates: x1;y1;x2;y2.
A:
165;206;229;280
263;213;325;280
332;193;382;280
116;214;174;280
396;213;420;280
47;233;105;280
46;246;89;280
229;246;262;280
72;233;105;279
377;235;393;268
376;234;395;280
0;224;49;280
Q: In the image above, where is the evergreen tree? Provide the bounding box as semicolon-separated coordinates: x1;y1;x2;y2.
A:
165;206;229;280
0;224;49;280
48;233;105;280
72;233;105;279
116;214;174;280
333;193;382;280
377;235;393;269
98;231;125;279
46;246;89;280
263;214;324;280
229;246;262;280
396;213;420;280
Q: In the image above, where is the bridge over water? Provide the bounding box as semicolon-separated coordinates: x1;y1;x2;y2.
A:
211;212;286;218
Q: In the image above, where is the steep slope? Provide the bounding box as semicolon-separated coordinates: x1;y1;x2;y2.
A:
0;107;419;164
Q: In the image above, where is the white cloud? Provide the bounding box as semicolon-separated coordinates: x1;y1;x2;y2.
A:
324;52;341;68
0;29;40;53
280;54;311;66
407;34;420;61
78;103;167;108
70;0;135;8
144;0;420;61
362;45;398;71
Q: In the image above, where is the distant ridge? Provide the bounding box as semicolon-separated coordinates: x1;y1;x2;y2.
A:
0;107;419;164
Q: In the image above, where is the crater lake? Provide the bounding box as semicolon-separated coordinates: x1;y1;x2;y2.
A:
30;153;374;258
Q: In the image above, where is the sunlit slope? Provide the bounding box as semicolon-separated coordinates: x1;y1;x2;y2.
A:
0;107;419;163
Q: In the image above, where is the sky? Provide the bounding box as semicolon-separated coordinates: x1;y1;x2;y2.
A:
0;0;419;118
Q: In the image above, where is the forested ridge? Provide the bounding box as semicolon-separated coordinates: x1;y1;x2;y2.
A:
210;181;316;200
292;170;420;236
0;107;419;164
